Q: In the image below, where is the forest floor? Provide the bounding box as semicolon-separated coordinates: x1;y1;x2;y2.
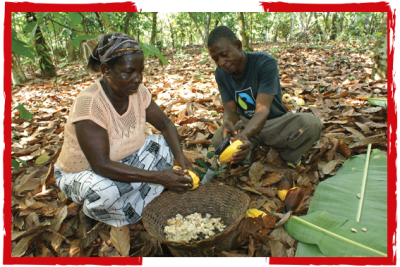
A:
11;40;388;257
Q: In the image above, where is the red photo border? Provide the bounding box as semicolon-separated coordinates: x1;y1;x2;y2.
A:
3;1;396;265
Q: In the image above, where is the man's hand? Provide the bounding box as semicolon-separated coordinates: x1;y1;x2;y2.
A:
221;119;237;139
230;133;251;164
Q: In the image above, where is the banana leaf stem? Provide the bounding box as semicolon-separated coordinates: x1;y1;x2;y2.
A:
291;216;387;257
357;144;372;222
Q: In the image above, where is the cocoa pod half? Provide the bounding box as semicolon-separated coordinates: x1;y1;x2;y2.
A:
285;188;303;211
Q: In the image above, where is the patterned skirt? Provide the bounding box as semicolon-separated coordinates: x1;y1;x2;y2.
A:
54;134;173;227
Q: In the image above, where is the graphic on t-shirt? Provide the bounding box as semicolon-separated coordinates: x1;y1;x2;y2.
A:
235;88;256;119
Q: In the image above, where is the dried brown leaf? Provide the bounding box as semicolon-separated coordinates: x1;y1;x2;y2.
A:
182;150;204;163
275;211;292;227
110;225;130;257
69;239;81;257
254;187;277;198
322;160;341;175
355;122;372;134
265;148;284;167
99;246;121;257
51;231;66;255
49;205;68;232
11;231;43;257
349;137;387;149
324;138;339;162
218;251;248;257
248;236;255;257
261;172;284;187
249;161;265;187
337;139;352;157
78;222;106;249
344;127;365;140
239;185;262;195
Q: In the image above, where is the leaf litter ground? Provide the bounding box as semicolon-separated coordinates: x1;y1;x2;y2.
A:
11;41;387;257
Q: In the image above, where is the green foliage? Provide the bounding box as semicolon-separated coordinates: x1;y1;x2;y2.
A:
197;158;209;170
194;168;205;179
14;103;33;121
140;42;168;65
68;12;83;26
287;149;387;256
71;35;95;47
11;31;35;60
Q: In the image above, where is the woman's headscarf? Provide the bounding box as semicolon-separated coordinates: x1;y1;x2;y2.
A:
83;33;143;65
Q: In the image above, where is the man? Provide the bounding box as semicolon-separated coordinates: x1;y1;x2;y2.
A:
207;26;322;167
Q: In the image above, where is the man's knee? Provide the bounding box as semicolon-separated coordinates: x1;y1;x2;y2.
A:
298;113;323;141
211;127;224;148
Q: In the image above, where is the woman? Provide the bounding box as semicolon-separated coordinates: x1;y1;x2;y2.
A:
54;33;194;227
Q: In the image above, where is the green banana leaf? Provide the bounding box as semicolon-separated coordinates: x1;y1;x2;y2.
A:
365;97;387;107
285;149;387;257
285;211;387;257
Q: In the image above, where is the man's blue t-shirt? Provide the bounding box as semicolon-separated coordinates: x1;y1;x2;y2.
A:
215;51;287;120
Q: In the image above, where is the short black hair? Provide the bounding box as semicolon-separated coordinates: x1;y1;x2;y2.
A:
207;26;238;48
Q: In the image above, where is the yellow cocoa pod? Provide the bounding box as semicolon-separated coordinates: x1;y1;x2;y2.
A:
245;209;266;218
296;98;305;106
279;187;300;201
277;189;289;201
282;93;292;103
172;166;199;190
188;170;200;190
218;140;243;162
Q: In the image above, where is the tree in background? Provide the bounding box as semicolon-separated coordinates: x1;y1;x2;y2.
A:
371;12;387;80
237;12;251;51
26;12;57;77
150;12;158;46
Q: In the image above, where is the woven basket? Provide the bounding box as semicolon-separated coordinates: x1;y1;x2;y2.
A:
142;183;249;257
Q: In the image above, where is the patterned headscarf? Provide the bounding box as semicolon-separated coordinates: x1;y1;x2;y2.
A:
84;33;142;64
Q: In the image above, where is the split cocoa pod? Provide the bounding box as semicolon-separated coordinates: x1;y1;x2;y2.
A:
277;175;292;201
245;208;267;219
285;187;303;211
218;140;243;162
173;166;200;190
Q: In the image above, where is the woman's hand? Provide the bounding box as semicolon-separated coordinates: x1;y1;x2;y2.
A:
230;133;252;164
158;168;194;192
175;156;195;173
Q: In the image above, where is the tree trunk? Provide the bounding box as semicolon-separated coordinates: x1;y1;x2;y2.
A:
264;27;269;42
330;12;338;40
94;12;105;33
97;12;118;33
124;13;134;35
296;12;305;33
237;12;251;51
371;12;387;80
11;52;28;85
364;13;371;35
323;12;330;34
313;12;324;41
167;16;175;49
26;12;56;78
273;22;279;43
150;12;158;46
214;19;220;28
204;13;211;45
66;38;75;62
290;12;294;42
188;13;206;45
